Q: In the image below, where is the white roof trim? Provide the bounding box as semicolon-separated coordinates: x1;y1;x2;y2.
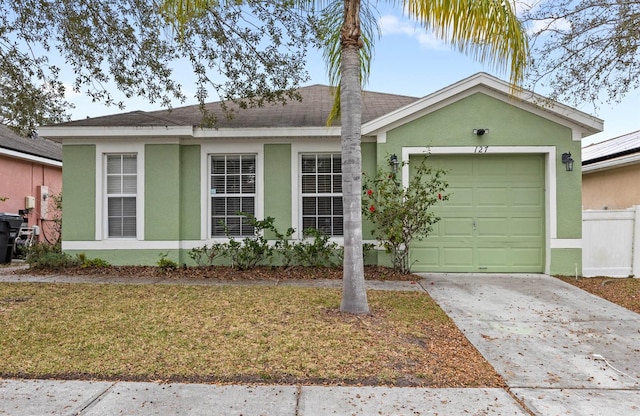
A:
38;125;342;140
38;125;195;141
583;152;640;173
0;147;62;167
362;72;603;137
192;126;341;138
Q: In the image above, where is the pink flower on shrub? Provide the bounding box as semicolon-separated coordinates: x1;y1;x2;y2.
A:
438;193;442;200
367;189;373;196
369;205;376;212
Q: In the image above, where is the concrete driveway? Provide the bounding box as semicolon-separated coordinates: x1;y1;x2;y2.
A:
418;273;640;415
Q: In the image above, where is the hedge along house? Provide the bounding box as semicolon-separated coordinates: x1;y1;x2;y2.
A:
40;73;602;275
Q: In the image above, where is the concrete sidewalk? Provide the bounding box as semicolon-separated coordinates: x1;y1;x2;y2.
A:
0;379;527;416
418;273;640;415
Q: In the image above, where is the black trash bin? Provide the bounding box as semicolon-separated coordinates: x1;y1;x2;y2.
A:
0;213;25;264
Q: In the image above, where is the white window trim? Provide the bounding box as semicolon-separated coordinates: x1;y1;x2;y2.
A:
95;142;145;241
200;142;264;241
400;145;559;274
291;141;341;240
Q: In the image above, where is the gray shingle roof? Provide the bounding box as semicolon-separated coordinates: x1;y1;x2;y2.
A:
52;84;420;128
0;124;62;162
583;129;640;165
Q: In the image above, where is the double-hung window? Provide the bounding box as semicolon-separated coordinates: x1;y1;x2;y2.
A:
106;154;137;238
210;154;256;237
301;153;343;236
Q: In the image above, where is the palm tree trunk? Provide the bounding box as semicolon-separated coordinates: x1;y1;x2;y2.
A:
339;0;369;314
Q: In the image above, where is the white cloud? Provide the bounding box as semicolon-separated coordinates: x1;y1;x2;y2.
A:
62;82;81;99
528;17;571;35
514;0;571;35
379;14;446;50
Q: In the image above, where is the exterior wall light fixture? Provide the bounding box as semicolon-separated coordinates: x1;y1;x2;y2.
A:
473;128;489;136
562;152;574;172
389;154;399;173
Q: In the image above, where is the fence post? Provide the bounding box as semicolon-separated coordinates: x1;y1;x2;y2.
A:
633;206;640;278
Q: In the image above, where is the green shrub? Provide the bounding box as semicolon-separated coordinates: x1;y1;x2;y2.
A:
188;214;352;269
26;243;79;270
157;252;178;271
221;215;275;270
292;228;342;268
188;244;219;266
78;254;110;268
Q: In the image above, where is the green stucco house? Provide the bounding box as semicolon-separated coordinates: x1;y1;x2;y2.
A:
40;73;603;275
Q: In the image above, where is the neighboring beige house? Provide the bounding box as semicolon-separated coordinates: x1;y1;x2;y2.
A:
582;129;640;210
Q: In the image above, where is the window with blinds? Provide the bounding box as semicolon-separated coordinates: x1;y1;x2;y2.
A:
210;154;256;237
106;154;137;238
301;154;343;236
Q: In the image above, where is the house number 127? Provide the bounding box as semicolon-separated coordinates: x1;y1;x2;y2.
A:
474;146;489;153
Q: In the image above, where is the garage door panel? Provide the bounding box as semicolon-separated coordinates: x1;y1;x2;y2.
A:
511;218;544;237
446;187;473;207
443;159;474;175
442;218;473;237
510;158;544;175
512;187;543;207
411;154;545;273
477;187;508;207
411;247;440;268
443;247;473;267
477;218;508;236
476;248;507;266
477;158;507;175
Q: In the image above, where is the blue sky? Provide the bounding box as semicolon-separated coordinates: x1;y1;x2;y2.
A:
64;6;639;146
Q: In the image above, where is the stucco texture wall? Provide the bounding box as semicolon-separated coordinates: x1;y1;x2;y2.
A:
377;92;582;275
0;154;62;242
583;164;640;210
61;145;96;241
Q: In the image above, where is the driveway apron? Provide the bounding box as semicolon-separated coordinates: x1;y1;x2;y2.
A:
418;273;640;415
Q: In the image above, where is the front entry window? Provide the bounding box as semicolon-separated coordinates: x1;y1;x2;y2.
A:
301;153;343;236
210;154;256;237
106;154;137;238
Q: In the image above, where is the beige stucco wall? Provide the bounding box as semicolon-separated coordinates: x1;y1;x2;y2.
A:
582;163;640;209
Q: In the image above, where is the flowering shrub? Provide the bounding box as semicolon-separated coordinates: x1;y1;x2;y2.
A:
362;155;449;274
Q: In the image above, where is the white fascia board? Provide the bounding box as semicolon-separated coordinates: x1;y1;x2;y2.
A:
363;72;603;137
38;125;195;141
0;147;62;167
39;125;342;140
192;126;341;138
583;153;640;173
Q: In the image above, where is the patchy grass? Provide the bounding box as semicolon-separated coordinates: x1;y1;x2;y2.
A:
558;276;640;314
0;283;502;387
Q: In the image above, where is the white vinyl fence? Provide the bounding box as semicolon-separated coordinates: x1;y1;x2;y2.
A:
582;206;640;277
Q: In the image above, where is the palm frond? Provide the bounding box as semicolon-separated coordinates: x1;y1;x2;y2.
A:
402;0;528;87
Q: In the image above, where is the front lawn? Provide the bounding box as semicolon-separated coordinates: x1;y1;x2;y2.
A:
0;283;503;387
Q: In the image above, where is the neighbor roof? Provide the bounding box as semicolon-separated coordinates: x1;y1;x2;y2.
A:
52;85;420;129
583;129;640;165
0;124;62;162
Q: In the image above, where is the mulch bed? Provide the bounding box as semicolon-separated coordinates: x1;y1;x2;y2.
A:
14;265;421;282
558;276;640;314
